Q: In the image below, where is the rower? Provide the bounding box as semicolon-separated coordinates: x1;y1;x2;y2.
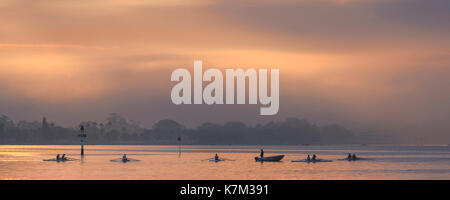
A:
352;154;357;160
312;154;317;161
306;155;311;161
56;154;60;161
347;153;352;160
61;154;66;160
260;149;264;158
122;154;128;162
215;153;219;161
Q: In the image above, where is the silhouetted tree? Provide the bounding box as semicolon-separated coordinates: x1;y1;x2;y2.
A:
0;114;361;145
152;119;185;141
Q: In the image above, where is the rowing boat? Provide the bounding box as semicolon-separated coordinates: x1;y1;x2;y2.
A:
110;158;140;163
254;155;284;162
291;159;332;163
202;157;234;162
209;159;225;162
337;157;370;161
43;158;76;162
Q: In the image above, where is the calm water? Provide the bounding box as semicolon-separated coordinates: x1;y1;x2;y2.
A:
1;145;450;180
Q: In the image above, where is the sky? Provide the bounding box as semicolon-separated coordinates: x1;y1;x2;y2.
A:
1;0;450;143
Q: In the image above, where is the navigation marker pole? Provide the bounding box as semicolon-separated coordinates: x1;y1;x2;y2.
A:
177;137;182;157
78;125;87;156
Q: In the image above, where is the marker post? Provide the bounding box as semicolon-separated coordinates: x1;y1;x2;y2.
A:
177;137;182;156
78;125;87;156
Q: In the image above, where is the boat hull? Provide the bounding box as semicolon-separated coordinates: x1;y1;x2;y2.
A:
291;159;332;163
254;155;284;162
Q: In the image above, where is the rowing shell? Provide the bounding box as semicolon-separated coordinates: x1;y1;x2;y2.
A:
110;158;140;163
291;159;333;163
209;159;225;162
43;158;76;162
337;158;371;161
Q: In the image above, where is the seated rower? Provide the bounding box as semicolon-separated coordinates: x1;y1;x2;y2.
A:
215;153;219;161
122;154;128;162
61;154;66;161
56;154;60;161
347;153;352;160
352;154;357;160
306;155;311;161
312;154;317;161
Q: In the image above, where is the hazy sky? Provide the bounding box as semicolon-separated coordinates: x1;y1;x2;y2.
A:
1;0;450;142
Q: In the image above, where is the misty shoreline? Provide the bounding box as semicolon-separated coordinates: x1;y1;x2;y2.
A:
0;113;394;145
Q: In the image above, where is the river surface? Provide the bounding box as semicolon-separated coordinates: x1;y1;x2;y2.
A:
1;145;449;180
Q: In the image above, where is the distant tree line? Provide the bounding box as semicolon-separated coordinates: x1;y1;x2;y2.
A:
0;113;357;145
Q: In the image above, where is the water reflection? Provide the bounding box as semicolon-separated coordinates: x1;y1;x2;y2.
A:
0;145;449;180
